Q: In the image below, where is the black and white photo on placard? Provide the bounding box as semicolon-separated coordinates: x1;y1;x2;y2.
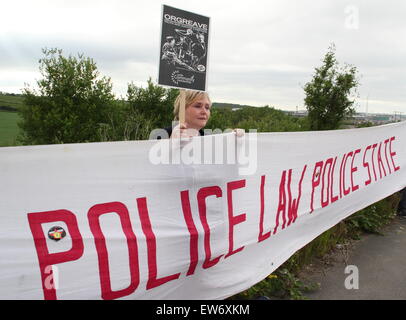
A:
158;5;210;91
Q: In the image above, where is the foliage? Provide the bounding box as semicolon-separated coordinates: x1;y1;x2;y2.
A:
346;194;399;236
206;106;309;132
18;48;116;145
304;44;359;130
96;99;154;142
284;222;349;273
230;268;319;300
86;78;178;141
3;82;309;145
127;78;179;130
356;121;375;128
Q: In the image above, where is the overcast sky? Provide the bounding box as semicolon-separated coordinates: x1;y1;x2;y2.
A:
1;0;405;114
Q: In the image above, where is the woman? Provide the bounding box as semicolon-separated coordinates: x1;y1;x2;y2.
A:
165;90;244;139
167;90;211;139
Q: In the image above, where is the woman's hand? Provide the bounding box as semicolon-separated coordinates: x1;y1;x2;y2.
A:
233;128;245;137
170;123;199;139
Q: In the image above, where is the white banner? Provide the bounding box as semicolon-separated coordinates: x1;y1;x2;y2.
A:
0;122;405;300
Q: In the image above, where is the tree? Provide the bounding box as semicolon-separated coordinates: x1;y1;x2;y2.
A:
126;78;179;129
304;45;359;130
18;48;116;144
97;99;155;142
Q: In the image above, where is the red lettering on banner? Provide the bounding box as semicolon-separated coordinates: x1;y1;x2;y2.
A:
25;132;403;299
225;180;247;258
88;202;140;299
330;157;339;203
321;158;333;208
27;209;84;300
310;161;323;213
363;145;372;186
137;197;181;290
377;142;387;179
389;136;400;172
351;149;361;192
197;186;224;269
343;152;353;196
384;139;392;174
371;143;378;181
258;175;271;242
339;153;346;199
180;191;199;276
287;165;307;226
274;170;287;233
284;170;294;228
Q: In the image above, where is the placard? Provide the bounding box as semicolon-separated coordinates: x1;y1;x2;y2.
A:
158;5;210;91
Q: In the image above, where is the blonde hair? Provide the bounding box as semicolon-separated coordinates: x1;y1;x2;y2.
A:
173;90;211;120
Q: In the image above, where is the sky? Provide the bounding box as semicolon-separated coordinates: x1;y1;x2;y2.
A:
1;0;405;114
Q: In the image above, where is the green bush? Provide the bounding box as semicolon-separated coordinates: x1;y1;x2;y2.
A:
206;106;309;132
18;48;116;145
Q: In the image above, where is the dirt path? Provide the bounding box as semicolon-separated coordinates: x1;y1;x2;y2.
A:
299;216;406;300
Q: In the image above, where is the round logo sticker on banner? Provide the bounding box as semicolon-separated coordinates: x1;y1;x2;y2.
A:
48;226;66;241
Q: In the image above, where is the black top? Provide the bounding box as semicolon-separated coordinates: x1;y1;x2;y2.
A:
157;127;205;139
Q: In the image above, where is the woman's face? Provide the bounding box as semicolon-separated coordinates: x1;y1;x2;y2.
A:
185;96;211;130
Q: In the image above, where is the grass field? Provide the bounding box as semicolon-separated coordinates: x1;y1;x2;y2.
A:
0;93;25;110
0;111;21;147
0;93;24;146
